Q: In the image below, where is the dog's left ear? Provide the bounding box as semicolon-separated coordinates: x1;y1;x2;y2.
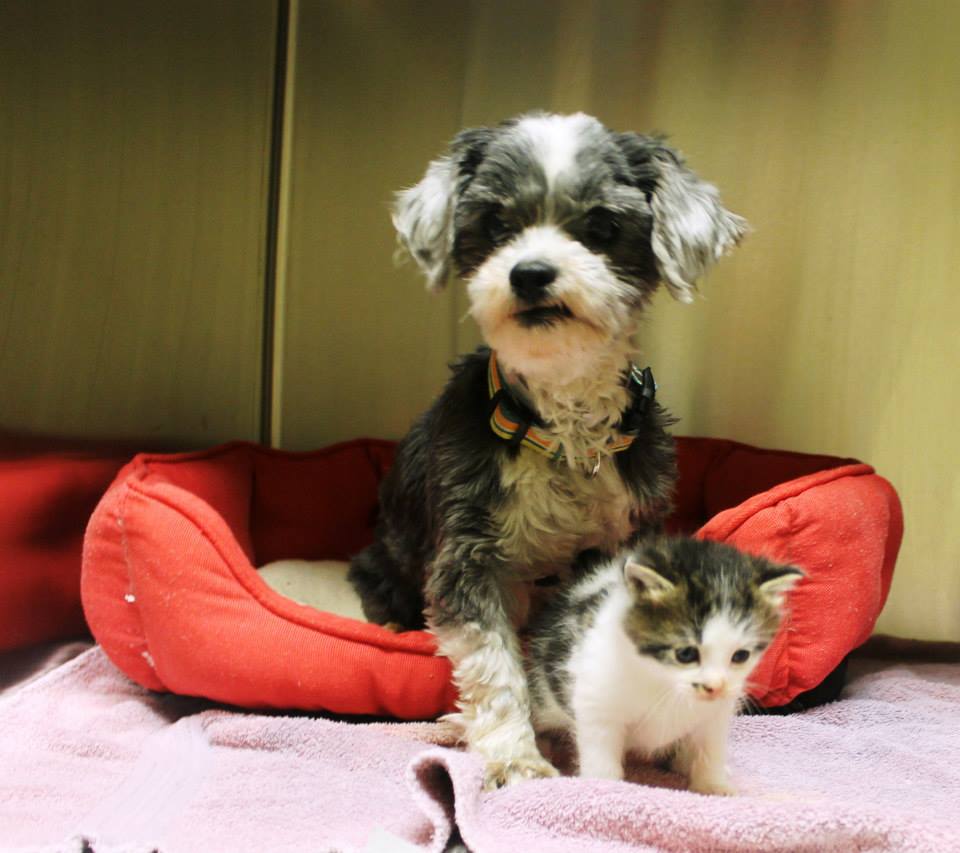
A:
616;134;749;303
392;128;493;292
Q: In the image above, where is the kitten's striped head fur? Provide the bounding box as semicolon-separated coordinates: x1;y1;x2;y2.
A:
622;537;803;702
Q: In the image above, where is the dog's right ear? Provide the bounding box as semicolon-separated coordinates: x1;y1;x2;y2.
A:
614;133;748;303
392;128;493;292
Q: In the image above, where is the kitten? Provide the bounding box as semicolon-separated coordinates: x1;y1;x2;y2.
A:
526;536;803;795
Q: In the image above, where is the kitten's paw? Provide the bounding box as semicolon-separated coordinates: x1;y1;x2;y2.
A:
577;760;625;781
483;755;559;790
689;777;736;796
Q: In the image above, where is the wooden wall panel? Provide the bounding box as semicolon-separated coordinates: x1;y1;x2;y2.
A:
0;0;275;445
275;0;470;449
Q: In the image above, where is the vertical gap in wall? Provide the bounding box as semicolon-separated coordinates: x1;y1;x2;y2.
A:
450;2;476;361
260;0;294;446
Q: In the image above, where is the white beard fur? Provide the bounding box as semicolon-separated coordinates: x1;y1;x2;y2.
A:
467;225;648;467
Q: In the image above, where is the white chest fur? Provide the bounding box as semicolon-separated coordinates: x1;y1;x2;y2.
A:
494;450;637;579
567;590;733;756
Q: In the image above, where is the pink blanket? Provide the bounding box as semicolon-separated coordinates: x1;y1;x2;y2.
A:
1;647;958;853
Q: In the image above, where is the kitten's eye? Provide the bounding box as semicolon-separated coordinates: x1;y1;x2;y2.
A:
674;646;699;664
731;649;750;664
585;208;620;246
484;207;512;244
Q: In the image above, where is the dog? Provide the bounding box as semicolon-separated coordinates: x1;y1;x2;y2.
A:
348;112;747;787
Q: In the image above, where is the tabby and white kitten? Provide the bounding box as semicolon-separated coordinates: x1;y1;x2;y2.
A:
526;536;803;795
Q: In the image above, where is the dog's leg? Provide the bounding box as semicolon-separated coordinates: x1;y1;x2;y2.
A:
427;539;558;789
348;540;426;630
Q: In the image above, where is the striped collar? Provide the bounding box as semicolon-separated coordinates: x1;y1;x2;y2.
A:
486;350;656;468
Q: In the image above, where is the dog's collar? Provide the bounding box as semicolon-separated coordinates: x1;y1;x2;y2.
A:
486;350;657;466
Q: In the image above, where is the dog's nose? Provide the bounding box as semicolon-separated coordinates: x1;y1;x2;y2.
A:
510;261;557;303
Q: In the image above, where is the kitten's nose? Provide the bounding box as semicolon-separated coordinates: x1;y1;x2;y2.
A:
695;679;727;700
510;260;556;303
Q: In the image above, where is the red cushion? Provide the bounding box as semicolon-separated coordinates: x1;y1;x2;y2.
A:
0;452;128;651
81;440;456;719
676;438;901;706
78;437;902;717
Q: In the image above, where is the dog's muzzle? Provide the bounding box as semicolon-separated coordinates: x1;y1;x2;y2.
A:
509;261;557;303
509;260;573;327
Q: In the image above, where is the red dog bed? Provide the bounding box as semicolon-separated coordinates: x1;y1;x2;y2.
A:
80;438;902;719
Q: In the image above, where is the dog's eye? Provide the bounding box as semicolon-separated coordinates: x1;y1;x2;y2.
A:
674;646;699;664
585;208;620;246
483;207;513;244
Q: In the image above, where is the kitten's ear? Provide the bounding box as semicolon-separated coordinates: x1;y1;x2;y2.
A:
391;127;493;292
623;559;676;599
615;133;749;303
758;565;805;607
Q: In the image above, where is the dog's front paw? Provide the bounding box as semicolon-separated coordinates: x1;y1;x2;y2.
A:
483;755;559;790
689;776;736;796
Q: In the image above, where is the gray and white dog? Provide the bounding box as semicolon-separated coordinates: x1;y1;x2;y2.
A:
348;112;746;787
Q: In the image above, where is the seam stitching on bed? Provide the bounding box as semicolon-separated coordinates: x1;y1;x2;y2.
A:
115;481;164;688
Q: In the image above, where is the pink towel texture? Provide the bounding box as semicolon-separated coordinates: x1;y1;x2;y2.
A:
0;647;958;853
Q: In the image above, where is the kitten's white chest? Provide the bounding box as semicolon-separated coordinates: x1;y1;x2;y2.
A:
623;693;708;755
569;596;725;755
